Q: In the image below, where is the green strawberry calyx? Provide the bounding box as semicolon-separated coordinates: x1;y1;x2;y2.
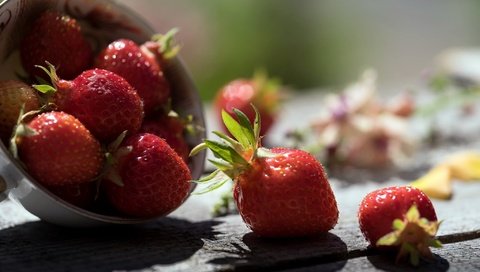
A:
376;204;442;266
150;28;181;60
190;106;277;194
251;69;282;115
32;62;60;95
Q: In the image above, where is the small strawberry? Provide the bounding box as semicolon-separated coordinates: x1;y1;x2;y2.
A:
35;64;144;142
358;186;442;265
47;182;97;209
94;29;179;116
103;133;191;218
16;111;104;186
191;107;338;237
140;111;190;162
0;80;40;143
214;71;281;136
20;10;92;80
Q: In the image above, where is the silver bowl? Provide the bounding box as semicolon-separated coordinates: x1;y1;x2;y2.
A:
0;0;206;226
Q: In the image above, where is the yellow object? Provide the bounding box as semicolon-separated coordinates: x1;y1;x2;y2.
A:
442;152;480;181
410;165;452;200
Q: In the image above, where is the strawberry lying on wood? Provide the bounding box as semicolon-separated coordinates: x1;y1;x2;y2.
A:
191;106;338;237
358;186;442;266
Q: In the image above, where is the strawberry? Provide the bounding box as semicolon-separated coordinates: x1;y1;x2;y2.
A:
358;186;442;265
47;182;97;209
140;112;190;162
103;133;191;218
0;80;40;144
36;64;144;142
94;29;179;116
191;107;338;237
16;111;104;186
214;71;281;136
20;10;92;80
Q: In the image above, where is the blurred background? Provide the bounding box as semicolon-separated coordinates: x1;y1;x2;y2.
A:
118;0;480;100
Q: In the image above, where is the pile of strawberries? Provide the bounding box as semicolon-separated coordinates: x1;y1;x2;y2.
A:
0;10;193;218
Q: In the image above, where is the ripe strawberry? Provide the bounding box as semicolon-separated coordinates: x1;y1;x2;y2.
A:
94;29;179;116
358;186;442;265
214;71;281;136
140;112;190;162
47;182;97;209
20;10;92;80
191;107;338;237
16;111;104;186
0;80;40;144
103;133;191;218
36;64;144;142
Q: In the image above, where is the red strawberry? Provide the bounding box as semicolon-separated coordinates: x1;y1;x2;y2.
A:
214;71;281;136
16;111;104;186
0;80;40;143
140;112;190;162
358;186;442;265
103;133;191;218
191;107;338;237
47;182;97;209
94;29;179;116
20;10;92;80
36;65;144;142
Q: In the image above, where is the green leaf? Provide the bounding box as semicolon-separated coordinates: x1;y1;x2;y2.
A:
212;131;244;153
222;110;251;148
190;142;208;157
233;108;255;146
208;159;233;172
429;239;443;248
406;205;420;222
204;139;248;165
252;104;261;141
376;232;399;246
108;130;128;152
256;147;278;158
393;219;406;231
194;169;222;183
192;171;231;194
33;84;56;94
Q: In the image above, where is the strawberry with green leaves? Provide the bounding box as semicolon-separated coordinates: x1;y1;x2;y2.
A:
35;64;144;143
15;111;104;187
0;80;40;144
214;71;281;136
94;29;179;116
191;107;338;237
20;10;92;80
103;133;191;218
358;186;442;266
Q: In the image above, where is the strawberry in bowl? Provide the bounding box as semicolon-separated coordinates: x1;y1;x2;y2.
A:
0;1;206;226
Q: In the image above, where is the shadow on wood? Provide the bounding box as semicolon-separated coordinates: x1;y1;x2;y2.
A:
367;253;449;272
208;232;348;271
0;217;220;272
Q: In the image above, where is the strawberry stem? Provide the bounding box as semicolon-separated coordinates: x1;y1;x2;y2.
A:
151;28;180;60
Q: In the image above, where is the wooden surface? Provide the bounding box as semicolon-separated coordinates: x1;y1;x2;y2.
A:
1;92;480;271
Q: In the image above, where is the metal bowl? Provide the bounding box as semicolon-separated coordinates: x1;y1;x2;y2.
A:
0;0;206;226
